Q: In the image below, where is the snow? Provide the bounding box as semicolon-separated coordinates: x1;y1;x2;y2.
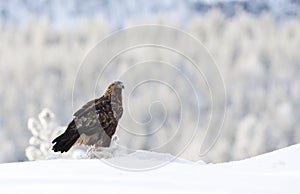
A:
0;0;298;30
1;145;300;194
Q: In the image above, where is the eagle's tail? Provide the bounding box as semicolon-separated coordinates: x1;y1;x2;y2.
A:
52;120;80;153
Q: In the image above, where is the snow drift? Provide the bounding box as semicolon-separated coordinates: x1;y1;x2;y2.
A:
1;144;300;194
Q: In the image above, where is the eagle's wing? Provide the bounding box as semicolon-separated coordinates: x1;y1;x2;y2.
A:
73;98;99;117
52;96;113;152
73;96;116;137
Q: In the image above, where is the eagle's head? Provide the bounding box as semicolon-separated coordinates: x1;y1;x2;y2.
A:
104;81;124;97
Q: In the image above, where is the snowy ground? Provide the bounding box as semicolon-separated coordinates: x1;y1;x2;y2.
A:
1;145;300;194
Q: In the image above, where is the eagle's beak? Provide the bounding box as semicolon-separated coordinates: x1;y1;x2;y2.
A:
119;82;125;89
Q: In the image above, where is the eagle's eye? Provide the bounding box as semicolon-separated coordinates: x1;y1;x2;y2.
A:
115;82;125;89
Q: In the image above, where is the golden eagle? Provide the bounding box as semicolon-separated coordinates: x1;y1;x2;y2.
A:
52;81;124;153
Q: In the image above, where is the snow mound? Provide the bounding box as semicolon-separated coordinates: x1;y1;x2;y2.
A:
1;144;300;193
216;144;300;172
106;150;197;170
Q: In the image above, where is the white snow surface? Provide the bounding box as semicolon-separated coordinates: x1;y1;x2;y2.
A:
1;144;300;194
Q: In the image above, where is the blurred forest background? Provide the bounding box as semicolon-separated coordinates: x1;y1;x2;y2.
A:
0;0;300;163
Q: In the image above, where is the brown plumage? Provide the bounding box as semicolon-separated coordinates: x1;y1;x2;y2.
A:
52;81;124;153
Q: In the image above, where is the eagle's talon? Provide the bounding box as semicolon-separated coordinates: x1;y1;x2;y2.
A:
87;147;115;159
86;145;95;155
112;135;119;144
